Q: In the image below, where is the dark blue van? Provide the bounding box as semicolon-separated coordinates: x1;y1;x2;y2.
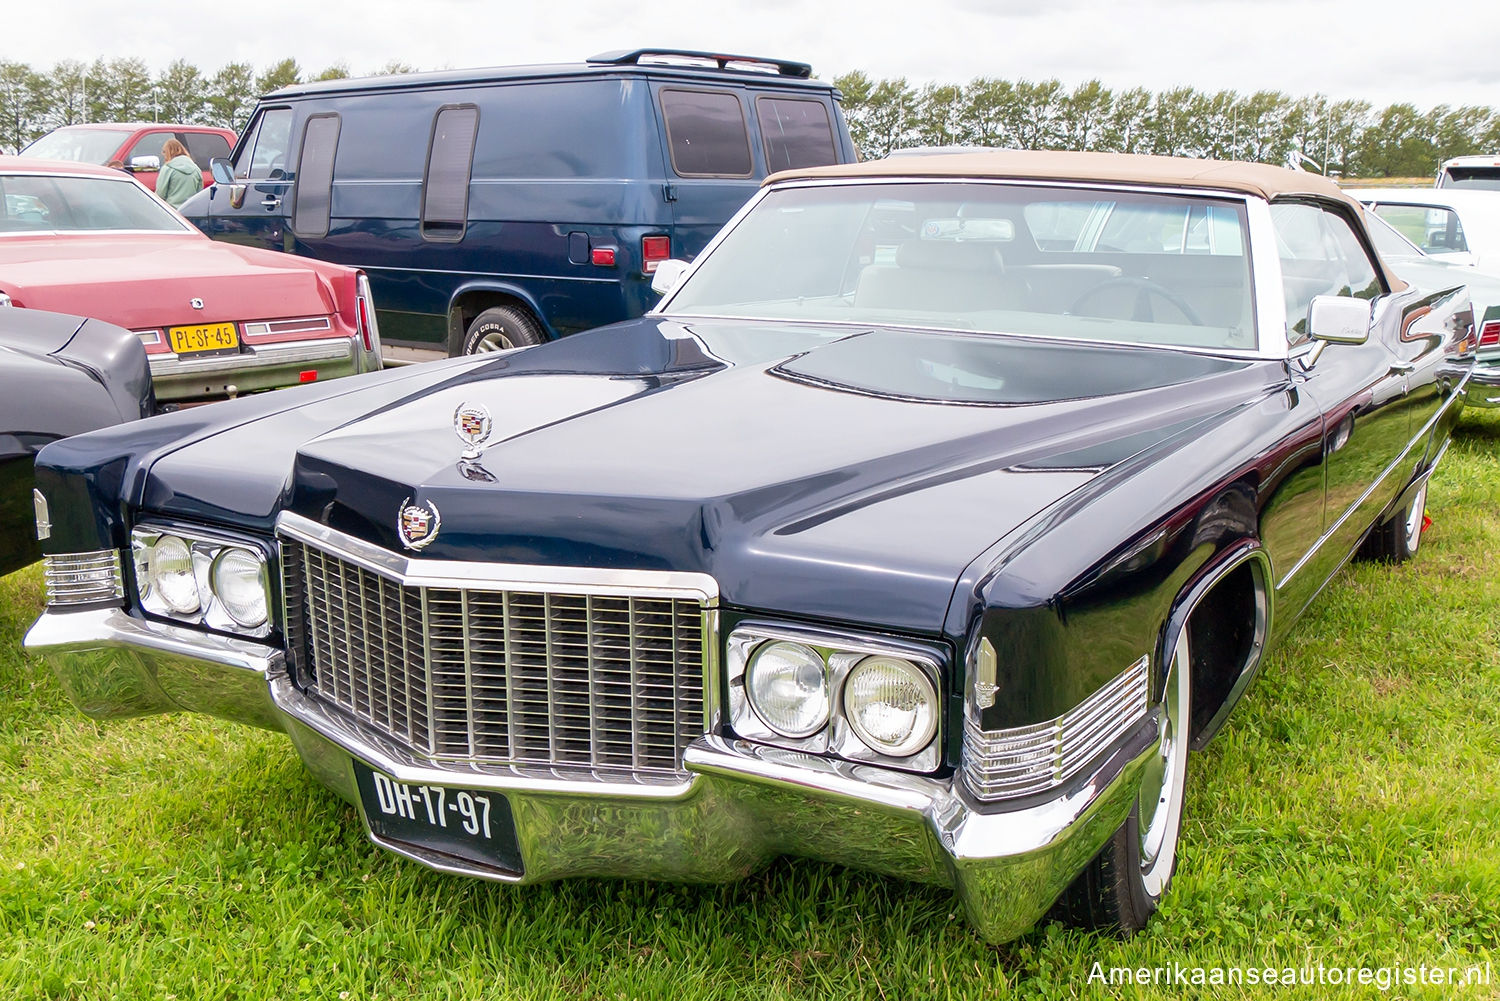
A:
179;49;856;354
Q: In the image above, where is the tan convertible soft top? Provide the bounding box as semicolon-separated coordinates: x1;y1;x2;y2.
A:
767;148;1406;292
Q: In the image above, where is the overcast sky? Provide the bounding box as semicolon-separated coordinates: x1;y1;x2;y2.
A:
6;0;1499;111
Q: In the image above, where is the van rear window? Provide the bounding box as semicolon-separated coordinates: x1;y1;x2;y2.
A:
660;89;752;178
757;97;837;171
423;105;479;241
293;114;341;238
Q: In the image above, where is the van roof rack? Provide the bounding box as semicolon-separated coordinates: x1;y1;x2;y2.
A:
587;49;813;79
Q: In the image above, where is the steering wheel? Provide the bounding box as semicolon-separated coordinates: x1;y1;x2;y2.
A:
1069;277;1204;326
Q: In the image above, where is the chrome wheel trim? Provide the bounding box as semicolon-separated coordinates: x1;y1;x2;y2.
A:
1138;631;1189;897
473;329;515;353
1404;482;1427;553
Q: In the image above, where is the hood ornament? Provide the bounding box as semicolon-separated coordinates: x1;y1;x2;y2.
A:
453;402;493;460
396;497;441;551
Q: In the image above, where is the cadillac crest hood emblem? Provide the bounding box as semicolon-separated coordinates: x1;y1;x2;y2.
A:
396;497;441;551
454;402;493;459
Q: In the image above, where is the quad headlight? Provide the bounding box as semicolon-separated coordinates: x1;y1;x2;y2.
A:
842;655;939;758
745;641;830;738
727;625;943;772
132;527;271;636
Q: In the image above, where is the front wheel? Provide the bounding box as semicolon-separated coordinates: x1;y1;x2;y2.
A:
460;305;544;355
1051;628;1190;934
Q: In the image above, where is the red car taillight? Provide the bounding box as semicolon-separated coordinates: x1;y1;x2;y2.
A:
642;235;670;274
354;273;378;353
1479;319;1500;349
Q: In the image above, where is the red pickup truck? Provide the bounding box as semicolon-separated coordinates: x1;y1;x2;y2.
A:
21;123;237;192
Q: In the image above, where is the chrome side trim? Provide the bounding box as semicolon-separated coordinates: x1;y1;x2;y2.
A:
1277;383;1467;590
42;550;123;606
962;655;1150;800
275;511;719;602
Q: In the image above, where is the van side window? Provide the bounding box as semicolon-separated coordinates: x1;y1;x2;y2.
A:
235;108;293;180
422;105;479;241
293;114;341;238
757;97;837;171
660;89;752;178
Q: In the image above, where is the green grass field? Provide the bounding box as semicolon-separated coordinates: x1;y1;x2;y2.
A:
2;416;1498;1000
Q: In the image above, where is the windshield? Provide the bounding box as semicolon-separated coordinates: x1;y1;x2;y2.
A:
663;182;1258;352
1438;167;1500;191
0;174;189;233
21;128;133;164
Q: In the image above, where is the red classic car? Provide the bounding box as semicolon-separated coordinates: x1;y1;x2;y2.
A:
22;123;237;192
0;157;382;403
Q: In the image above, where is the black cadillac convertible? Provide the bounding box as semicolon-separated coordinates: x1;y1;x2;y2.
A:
25;151;1473;942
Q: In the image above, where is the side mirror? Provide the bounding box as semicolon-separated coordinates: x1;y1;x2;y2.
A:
1302;295;1371;368
651;259;691;298
209;157;235;185
127;154;161;172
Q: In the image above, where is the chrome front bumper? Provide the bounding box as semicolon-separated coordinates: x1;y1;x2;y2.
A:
25;607;1152;943
149;336;376;401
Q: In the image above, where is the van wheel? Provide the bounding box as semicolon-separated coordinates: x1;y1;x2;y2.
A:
1050;626;1190;934
462;306;544;354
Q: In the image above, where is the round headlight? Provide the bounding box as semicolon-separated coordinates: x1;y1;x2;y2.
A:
211;547;268;627
149;535;200;614
746;641;829;738
843;656;937;757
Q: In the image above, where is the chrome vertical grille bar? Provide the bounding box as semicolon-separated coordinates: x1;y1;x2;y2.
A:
279;523;712;782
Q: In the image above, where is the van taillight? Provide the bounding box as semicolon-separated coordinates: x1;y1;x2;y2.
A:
1481;320;1500;349
642;236;670;274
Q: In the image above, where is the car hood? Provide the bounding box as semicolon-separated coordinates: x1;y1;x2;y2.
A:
0;233;337;328
141;318;1280;634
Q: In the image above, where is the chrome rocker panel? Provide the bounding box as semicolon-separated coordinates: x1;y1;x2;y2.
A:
25;606;1153;944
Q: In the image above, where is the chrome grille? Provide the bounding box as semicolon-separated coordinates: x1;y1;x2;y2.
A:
283;538;707;778
962;656;1150;800
43;550;124;606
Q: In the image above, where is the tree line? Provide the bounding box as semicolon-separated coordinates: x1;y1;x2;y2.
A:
834;71;1500;178
0;58;416;154
2;56;1494;178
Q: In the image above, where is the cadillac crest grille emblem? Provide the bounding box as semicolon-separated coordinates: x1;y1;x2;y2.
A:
397;498;441;551
453;402;493;460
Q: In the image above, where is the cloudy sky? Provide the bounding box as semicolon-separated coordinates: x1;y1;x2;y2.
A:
6;0;1499;110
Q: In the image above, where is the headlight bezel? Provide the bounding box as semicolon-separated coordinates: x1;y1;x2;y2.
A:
726;622;945;773
131;525;274;638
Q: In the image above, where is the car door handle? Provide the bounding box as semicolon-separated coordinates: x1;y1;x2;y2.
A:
1389;361;1416;375
261;196;281;211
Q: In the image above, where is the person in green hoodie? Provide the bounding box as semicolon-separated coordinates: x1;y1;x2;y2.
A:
155;138;202;209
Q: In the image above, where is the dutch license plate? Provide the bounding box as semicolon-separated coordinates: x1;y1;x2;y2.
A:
167;322;239;355
352;762;523;874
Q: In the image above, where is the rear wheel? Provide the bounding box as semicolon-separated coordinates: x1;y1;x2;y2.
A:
1360;482;1427;563
1052;628;1190;934
460;305;544;355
